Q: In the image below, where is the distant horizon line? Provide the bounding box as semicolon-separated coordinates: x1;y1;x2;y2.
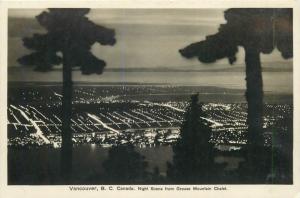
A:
8;63;293;73
7;81;293;93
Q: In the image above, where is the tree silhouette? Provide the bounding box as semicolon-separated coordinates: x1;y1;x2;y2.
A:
268;113;293;183
179;9;292;178
102;144;149;184
18;8;116;182
167;94;220;183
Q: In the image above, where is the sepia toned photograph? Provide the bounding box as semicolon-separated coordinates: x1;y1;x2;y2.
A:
6;8;293;185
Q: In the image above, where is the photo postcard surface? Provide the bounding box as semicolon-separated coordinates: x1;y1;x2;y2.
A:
0;0;299;198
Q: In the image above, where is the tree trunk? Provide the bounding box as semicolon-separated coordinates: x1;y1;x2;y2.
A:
244;47;265;181
245;47;264;147
60;49;73;182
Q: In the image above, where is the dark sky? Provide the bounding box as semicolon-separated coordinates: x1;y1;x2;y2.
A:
7;9;293;93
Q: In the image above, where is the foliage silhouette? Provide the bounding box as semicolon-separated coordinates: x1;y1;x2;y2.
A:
267;113;293;183
18;8;116;182
150;166;165;184
167;94;222;183
179;8;293;181
102;144;149;184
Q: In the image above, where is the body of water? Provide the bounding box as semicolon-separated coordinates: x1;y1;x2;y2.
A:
8;145;173;184
8;145;243;184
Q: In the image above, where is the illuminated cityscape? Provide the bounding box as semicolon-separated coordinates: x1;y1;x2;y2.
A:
7;85;292;150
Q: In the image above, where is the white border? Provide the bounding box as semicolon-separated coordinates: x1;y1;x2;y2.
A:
0;1;299;198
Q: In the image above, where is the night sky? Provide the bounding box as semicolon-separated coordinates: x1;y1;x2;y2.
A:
7;9;292;93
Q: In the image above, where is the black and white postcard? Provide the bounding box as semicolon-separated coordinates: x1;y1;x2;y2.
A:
0;0;299;198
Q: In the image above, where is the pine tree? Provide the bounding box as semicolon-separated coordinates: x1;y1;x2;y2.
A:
179;8;292;181
167;94;216;183
18;9;116;182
